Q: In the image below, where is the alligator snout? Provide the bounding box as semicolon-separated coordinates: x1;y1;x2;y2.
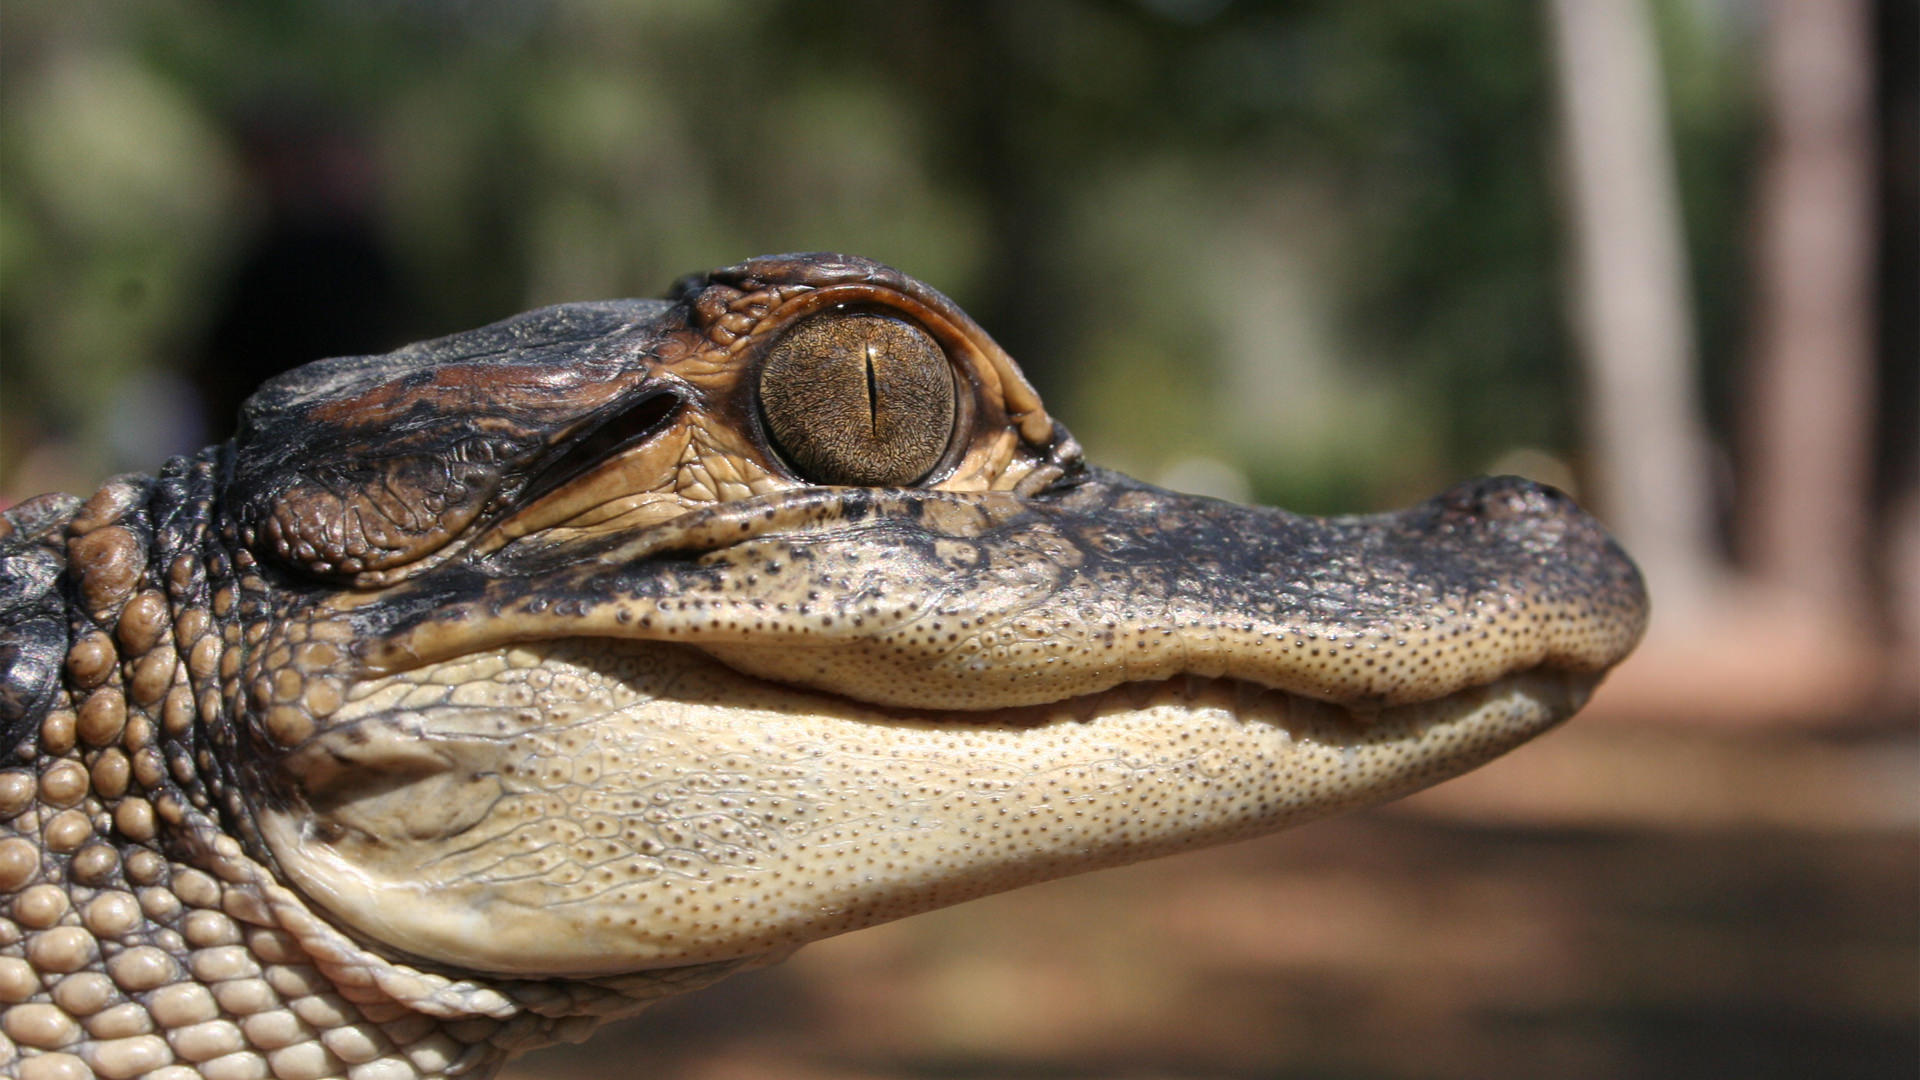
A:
357;466;1646;717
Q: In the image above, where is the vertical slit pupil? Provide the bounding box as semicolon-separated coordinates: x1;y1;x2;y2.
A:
864;339;881;432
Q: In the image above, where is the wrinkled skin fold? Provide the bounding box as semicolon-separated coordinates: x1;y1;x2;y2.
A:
0;253;1647;1078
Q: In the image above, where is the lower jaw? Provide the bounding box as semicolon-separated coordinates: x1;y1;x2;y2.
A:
271;640;1596;977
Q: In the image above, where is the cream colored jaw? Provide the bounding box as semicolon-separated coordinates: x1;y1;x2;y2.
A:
260;641;1590;979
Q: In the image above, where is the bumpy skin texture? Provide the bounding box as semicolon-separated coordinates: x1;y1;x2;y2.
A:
0;253;1648;1079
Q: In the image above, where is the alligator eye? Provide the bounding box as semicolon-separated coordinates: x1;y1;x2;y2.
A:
758;313;957;486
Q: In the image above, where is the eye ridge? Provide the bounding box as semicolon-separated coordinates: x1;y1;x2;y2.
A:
758;312;957;487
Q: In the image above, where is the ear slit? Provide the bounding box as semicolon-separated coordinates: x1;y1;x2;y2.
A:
516;390;683;506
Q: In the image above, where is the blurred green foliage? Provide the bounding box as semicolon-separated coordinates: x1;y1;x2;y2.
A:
0;0;1755;513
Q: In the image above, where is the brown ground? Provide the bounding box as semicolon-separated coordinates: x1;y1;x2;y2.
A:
502;711;1918;1080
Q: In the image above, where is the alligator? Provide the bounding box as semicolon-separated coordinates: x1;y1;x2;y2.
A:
0;253;1647;1080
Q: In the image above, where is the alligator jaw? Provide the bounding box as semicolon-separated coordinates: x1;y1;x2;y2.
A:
254;468;1644;978
355;470;1647;713
258;639;1595;978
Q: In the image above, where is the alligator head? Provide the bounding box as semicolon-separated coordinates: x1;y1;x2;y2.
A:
0;252;1646;1076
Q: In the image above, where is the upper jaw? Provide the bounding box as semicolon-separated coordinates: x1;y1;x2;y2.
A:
345;466;1647;718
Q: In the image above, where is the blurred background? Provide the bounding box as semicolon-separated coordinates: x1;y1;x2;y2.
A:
1;2;1913;1078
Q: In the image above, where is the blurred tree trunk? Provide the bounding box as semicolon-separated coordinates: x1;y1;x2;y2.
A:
1546;0;1722;615
1548;0;1893;726
1745;0;1877;615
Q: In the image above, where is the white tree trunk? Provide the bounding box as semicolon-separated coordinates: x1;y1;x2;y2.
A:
1546;0;1723;616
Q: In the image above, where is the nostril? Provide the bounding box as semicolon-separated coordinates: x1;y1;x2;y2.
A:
1427;476;1601;558
1440;475;1580;522
1439;475;1546;519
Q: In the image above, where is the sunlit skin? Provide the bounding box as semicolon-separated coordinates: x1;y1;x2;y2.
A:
0;254;1645;1079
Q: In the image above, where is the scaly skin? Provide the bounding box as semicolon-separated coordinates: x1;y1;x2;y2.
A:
0;254;1648;1079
